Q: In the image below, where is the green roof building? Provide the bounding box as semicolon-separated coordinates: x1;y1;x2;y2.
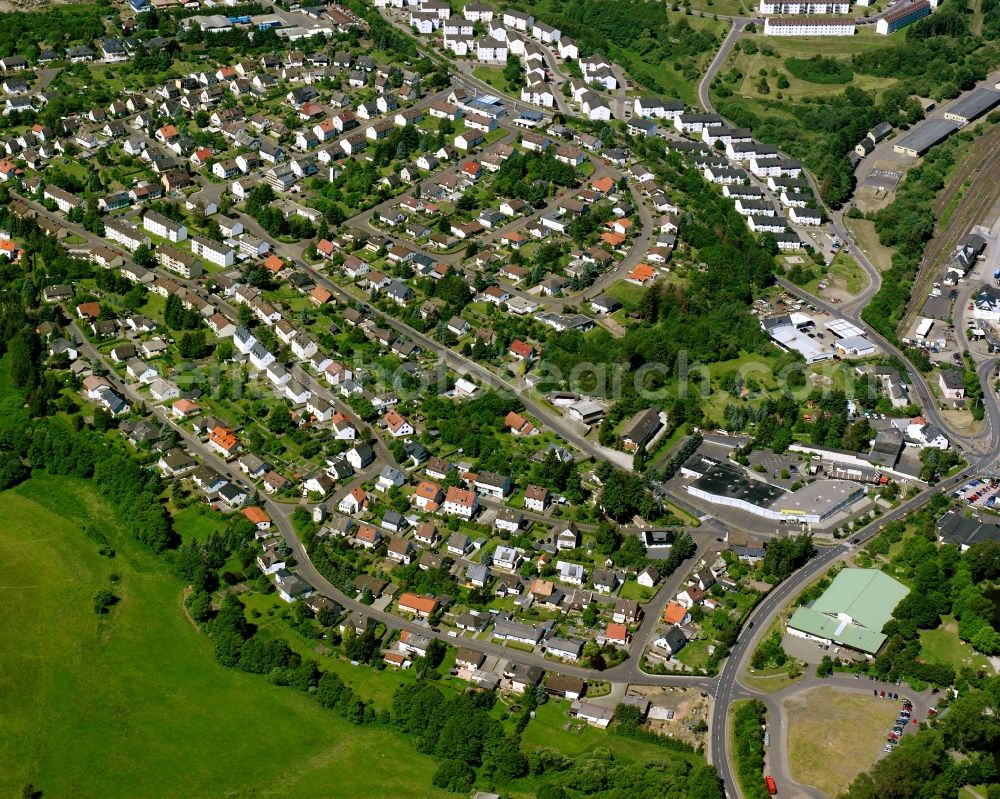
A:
787;568;909;656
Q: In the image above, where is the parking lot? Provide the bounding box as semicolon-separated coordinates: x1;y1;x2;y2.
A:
951;477;1000;509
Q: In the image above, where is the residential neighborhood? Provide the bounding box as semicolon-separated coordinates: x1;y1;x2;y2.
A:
3;2;1000;799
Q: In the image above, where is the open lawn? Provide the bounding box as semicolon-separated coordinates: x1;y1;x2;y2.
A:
688;0;751;15
920;616;996;675
785;686;900;798
472;65;510;94
743;667;804;693
0;474;452;799
171;503;226;542
618;580;656;602
675;638;713;671
802;251;869;298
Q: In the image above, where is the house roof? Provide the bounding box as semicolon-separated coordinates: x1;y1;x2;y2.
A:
397;592;438;614
242;506;271;525
663;601;688;625
605;622;628;641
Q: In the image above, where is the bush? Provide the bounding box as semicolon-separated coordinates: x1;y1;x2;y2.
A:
785;55;854;84
93;588;118;615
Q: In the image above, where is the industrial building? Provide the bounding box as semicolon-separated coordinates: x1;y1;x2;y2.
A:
788;568;909;655
943;88;1000;126
762;314;833;363
892;119;960;157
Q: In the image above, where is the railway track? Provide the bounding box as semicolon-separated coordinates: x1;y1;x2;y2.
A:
900;127;1000;333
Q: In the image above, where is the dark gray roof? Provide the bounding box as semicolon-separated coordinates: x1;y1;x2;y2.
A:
895;119;960;155
946;88;1000;123
937;510;1000;548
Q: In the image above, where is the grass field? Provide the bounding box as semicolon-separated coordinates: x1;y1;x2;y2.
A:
844;217;896;274
785;686;899;797
171;503;227;542
919;616;996;675
0;474;452;799
742;667;804;693
472;65;510;94
728;32;897;103
675;638;713;671
802;252;869;298
606;278;647;310
521;700;692;764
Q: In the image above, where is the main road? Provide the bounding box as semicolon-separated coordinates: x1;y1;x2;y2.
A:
708;447;996;798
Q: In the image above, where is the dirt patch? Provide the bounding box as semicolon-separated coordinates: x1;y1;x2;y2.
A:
941;407;980;436
785;685;900;798
626;685;710;748
844;218;895;274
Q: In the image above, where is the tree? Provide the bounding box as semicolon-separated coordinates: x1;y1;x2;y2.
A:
93;588;118;614
133;243;154;267
431;760;474;792
178;330;209;359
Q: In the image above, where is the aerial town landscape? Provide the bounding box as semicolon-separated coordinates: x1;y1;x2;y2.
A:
0;0;998;796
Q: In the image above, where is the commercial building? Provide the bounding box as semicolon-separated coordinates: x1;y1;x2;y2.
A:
684;459;865;524
787;568;909;655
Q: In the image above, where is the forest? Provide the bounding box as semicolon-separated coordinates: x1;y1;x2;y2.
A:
512;0;719;95
0;3;108;58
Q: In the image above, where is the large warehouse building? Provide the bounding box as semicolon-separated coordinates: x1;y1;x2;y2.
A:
943;88;1000;126
892;119;960;157
788;568;909;655
684;458;865;524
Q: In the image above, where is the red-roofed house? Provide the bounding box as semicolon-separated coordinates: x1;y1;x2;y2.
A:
310;286;333;305
171;398;201;419
601;231;626;248
263;254;284;273
316;239;335;258
605;622;630;647
397;592;439;618
591;176;614;194
242;506;272;530
509;340;535;360
443;486;478;519
383;410;414;438
413;480;443;511
207;426;241;457
628;263;657;285
339;486;368;514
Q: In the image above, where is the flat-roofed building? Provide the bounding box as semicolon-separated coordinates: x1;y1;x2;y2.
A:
788;568;908;655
